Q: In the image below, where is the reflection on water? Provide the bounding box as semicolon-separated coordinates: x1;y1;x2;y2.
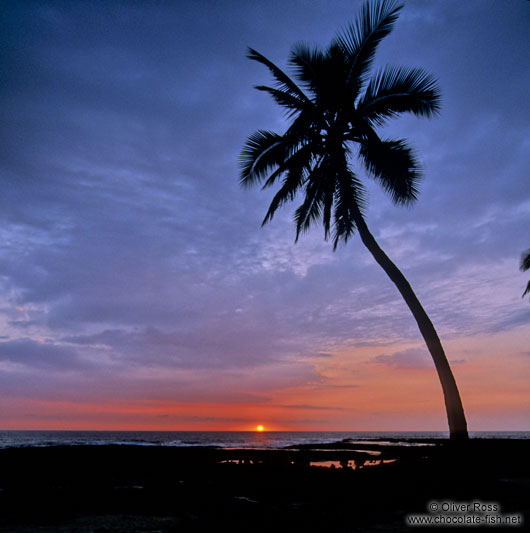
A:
309;459;396;470
347;440;436;447
219;457;397;469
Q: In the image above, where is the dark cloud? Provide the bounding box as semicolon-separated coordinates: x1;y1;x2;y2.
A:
0;338;90;370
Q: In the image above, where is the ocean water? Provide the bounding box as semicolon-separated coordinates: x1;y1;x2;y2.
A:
0;430;528;449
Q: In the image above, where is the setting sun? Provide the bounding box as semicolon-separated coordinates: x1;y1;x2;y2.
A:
256;425;264;432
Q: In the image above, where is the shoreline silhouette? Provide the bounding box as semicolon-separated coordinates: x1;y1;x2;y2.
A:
0;437;527;531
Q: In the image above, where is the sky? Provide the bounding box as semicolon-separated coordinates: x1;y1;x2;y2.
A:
0;0;528;433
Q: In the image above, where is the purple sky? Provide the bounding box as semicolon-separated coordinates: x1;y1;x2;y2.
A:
1;0;528;431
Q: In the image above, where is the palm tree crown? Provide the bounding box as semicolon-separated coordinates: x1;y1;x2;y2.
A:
520;249;530;299
240;0;440;248
241;0;469;440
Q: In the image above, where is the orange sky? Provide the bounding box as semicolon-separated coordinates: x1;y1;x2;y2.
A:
3;325;527;432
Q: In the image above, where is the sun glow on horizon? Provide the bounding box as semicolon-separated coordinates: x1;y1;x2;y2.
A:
256;425;264;432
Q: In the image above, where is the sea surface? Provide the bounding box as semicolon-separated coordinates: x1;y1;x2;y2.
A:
0;430;528;449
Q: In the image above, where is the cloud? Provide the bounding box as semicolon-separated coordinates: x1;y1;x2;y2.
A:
272;404;345;411
62;324;291;370
0;338;91;371
374;347;468;370
374;348;435;370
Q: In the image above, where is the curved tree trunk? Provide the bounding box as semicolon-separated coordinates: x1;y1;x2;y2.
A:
353;212;468;440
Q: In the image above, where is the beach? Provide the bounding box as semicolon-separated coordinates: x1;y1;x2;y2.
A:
0;438;527;532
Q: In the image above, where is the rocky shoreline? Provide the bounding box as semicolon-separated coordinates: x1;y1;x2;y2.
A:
0;439;527;531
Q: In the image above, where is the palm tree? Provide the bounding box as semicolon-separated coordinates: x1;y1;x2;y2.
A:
520;249;530;299
240;0;468;439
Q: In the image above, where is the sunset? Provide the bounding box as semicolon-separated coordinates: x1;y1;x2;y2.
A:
0;0;528;530
0;0;528;434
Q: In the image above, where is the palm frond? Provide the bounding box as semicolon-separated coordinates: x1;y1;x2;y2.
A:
254;85;308;116
520;249;530;299
284;107;324;142
322;172;335;239
333;0;402;96
247;48;311;105
288;43;328;97
239;130;286;187
358;65;441;125
293;165;326;241
262;173;302;226
261;142;315;190
359;137;422;205
523;281;530;299
316;45;352;114
262;153;312;225
520;249;530;272
332;169;366;249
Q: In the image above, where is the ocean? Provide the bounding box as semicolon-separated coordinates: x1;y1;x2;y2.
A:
0;430;528;449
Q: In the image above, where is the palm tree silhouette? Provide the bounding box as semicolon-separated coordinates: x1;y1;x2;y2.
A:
240;0;468;439
520;249;530;299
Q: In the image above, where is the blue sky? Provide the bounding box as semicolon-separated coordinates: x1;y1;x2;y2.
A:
0;0;528;431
